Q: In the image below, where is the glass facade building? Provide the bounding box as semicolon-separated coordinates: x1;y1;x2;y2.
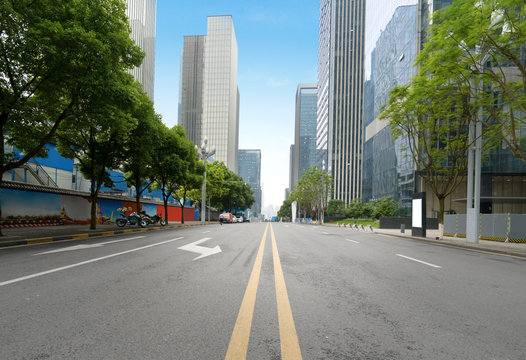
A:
126;0;157;101
294;84;318;188
317;0;366;203
363;0;526;214
362;2;418;206
238;150;262;214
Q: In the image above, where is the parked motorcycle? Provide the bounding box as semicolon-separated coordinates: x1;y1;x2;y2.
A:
116;211;148;228
140;211;167;226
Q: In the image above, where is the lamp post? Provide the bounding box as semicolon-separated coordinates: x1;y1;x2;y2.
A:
466;47;491;244
197;138;215;224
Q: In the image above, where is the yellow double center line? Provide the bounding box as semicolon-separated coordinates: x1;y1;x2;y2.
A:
225;223;302;359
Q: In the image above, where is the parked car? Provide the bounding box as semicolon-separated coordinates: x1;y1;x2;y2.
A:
219;212;234;223
237;216;244;223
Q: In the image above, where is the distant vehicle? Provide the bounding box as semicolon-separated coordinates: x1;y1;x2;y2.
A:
237;216;244;223
219;212;234;223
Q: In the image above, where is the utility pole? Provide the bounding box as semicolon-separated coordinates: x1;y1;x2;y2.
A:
197;138;215;224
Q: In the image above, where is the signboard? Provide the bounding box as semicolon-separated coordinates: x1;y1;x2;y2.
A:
412;192;426;237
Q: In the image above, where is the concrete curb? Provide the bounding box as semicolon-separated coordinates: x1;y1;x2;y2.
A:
372;231;526;260
0;222;213;249
318;223;526;259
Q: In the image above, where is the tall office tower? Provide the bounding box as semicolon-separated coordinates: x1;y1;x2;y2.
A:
126;0;157;101
179;35;206;146
362;2;420;205
294;84;318;188
289;144;295;192
238;150;262;214
317;0;366;203
202;15;239;173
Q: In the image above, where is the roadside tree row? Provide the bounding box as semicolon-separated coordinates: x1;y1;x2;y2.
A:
0;0;206;233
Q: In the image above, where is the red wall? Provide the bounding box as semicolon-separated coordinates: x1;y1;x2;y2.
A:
156;205;195;222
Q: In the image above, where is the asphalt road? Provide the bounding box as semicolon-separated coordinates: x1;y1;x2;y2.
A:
1;223;525;359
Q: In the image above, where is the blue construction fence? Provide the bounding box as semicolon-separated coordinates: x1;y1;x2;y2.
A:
444;214;526;243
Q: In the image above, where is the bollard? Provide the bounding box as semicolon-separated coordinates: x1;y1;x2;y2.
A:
401;223;405;233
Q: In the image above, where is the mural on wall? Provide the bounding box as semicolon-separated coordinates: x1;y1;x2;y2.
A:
0;187;195;226
61;194;91;224
97;198;123;224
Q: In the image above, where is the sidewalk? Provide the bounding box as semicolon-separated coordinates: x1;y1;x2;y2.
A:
324;223;526;259
0;222;208;248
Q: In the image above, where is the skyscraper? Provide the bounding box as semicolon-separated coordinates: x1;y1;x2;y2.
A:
294;84;318;188
238;150;262;214
202;15;239;173
125;0;157;101
179;15;239;173
179;35;205;146
317;0;366;203
362;2;419;205
362;0;526;216
289;144;295;192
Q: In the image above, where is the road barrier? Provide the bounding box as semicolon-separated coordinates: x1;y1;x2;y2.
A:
444;214;526;243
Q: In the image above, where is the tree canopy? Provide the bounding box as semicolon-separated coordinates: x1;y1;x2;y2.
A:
418;0;526;161
290;167;332;222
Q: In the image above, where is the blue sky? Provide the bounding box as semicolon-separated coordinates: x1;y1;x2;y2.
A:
154;0;319;214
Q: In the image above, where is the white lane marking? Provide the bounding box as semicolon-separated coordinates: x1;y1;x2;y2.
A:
203;231;211;234
322;232;330;235
1;237;184;287
396;254;442;269
346;239;360;244
34;236;146;255
178;237;222;260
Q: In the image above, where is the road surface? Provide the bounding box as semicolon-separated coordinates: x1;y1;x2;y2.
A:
1;223;525;359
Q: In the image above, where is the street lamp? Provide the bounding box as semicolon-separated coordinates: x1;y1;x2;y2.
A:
197;138;215;224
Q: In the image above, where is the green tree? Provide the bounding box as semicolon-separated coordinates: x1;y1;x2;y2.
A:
277;198;293;219
420;0;526;162
290;167;332;223
327;199;345;216
122;90;161;213
0;0;142;234
200;161;254;213
150;125;186;223
57;73;140;230
371;196;399;219
173;140;204;224
344;198;366;219
381;75;475;229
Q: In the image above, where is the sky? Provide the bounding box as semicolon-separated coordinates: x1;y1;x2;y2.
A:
153;0;319;215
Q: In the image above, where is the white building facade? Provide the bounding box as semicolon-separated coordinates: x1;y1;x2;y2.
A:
201;16;239;173
126;0;157;101
317;0;366;203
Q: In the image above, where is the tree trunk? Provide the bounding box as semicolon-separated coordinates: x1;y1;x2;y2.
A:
90;186;98;230
438;196;445;239
0;126;5;236
163;186;169;225
180;189;187;224
135;175;141;215
0;177;3;237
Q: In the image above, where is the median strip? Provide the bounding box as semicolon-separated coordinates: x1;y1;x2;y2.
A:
225;223;268;359
270;223;303;360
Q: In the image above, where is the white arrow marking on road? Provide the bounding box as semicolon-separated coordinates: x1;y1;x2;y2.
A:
34;236;145;255
203;231;211;234
346;239;360;244
178;237;221;260
1;237;185;287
